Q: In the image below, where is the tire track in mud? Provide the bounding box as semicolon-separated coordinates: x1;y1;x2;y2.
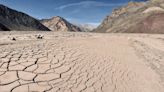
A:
129;37;164;86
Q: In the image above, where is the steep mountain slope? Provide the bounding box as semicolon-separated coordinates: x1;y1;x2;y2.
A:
0;23;10;31
94;0;164;33
40;16;82;32
0;4;50;31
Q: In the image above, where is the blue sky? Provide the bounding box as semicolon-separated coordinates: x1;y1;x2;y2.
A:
0;0;146;25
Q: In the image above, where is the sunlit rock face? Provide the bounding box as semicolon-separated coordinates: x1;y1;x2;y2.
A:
40;16;82;32
94;1;164;33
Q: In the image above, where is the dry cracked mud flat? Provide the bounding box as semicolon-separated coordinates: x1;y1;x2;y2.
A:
0;32;164;92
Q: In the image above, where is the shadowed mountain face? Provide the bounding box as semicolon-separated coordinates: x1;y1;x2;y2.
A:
94;0;164;33
0;23;10;31
40;16;82;32
0;4;50;31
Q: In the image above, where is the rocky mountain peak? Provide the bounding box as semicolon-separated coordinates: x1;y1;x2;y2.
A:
49;16;65;23
40;16;82;32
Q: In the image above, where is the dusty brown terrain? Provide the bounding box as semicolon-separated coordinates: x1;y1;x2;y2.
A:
0;32;164;92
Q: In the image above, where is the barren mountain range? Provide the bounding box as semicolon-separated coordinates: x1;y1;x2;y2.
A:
0;4;81;32
40;17;96;32
40;16;82;32
1;0;164;33
0;4;50;31
94;0;164;33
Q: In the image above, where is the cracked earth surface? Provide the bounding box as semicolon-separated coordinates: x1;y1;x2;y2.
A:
0;32;164;92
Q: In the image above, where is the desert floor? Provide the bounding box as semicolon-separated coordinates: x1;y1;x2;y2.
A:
0;32;164;92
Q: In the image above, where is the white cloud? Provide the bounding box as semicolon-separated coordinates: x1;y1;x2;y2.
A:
55;1;124;10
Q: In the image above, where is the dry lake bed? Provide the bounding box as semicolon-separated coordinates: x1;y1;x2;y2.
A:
0;32;164;92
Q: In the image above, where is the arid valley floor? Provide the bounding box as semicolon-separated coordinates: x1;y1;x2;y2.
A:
0;32;164;92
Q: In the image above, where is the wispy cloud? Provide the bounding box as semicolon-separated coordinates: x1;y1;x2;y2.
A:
55;1;124;10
